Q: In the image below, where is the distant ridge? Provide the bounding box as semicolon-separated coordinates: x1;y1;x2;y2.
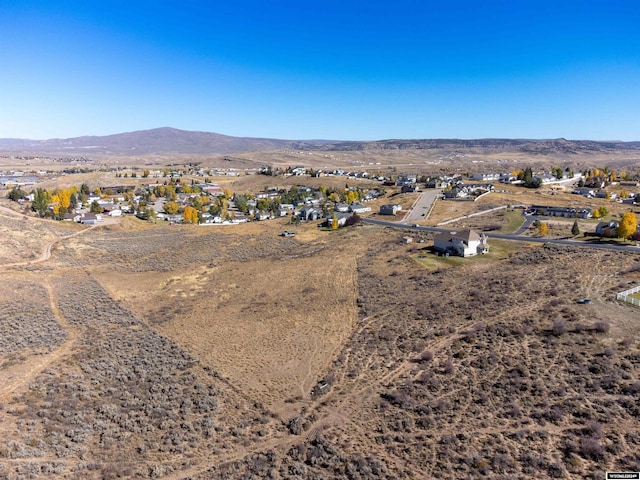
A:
0;127;330;156
312;137;640;155
0;127;638;156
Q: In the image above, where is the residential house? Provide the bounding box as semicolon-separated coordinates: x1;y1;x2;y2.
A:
78;212;102;225
254;211;272;221
277;204;295;217
324;212;351;228
207;213;224;223
471;172;500;181
401;184;420;193
334;203;350;213
202;184;223;195
299;206;322;221
443;186;468;199
349;203;371;214
499;173;517;184
573;188;595;196
379;204;402;215
425;178;448;189
530;205;592;219
595;221;619;237
395;175;417;186
433;229;489;257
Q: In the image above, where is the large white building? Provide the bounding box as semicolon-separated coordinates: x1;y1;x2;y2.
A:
433;229;489;257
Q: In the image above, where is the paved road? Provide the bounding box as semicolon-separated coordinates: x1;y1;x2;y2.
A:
513;215;535;235
363;217;640;254
401;189;442;224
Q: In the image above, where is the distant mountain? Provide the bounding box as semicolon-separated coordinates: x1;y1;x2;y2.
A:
0;127;330;156
310;138;640;155
0;128;638;156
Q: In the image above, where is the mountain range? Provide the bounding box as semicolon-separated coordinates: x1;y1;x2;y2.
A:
0;127;639;156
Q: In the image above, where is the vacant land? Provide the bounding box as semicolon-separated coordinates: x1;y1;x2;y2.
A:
1;190;639;479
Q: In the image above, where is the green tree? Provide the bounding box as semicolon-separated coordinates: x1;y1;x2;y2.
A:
617;212;637;239
90;201;103;213
571;220;580;236
7;187;26;201
32;188;49;217
597;206;609;218
234;194;249;213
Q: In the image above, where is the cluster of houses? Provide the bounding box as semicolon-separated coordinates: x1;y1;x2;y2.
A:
0;171;39;189
155;184;382;225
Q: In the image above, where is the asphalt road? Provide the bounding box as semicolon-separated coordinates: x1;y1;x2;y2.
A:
363;217;640;254
401;189;442;223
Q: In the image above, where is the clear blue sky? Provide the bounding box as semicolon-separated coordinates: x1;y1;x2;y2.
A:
1;1;639;141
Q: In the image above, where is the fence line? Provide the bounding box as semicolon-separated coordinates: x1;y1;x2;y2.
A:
616;285;640;307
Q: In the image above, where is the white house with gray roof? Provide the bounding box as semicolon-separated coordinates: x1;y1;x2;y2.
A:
433;229;489;257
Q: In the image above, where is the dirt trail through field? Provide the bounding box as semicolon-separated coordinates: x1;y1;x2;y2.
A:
4;224;96;269
0;278;79;404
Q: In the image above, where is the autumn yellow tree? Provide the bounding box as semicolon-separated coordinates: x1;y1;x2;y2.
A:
49;192;61;216
163;201;179;214
345;190;360;204
58;188;71;212
331;214;339;230
617;212;637;239
183;206;199;224
538;221;550;236
328;192;341;203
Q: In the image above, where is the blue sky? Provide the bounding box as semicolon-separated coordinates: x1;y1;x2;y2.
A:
1;1;639;141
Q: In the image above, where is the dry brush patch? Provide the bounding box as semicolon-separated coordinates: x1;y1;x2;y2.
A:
256;238;640;479
0;281;66;359
0;274;271;479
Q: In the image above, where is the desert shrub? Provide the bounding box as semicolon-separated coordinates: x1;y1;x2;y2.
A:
552;319;567;336
419;351;433;362
594;321;610;333
579;437;605;461
441;360;454;375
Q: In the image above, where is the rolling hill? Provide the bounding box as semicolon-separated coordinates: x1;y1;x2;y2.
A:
1;127;639;156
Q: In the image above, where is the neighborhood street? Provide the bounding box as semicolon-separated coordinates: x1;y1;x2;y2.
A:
364;217;640;254
401;189;442;223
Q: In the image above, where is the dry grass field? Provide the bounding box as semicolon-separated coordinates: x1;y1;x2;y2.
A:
1;160;640;479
